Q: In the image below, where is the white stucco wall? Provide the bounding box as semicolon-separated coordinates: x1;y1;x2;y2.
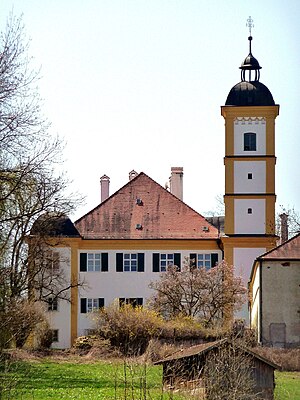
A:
234;199;266;234
77;248;223;336
234;248;266;322
234;161;266;193
45;247;72;349
234;117;266;155
261;261;300;347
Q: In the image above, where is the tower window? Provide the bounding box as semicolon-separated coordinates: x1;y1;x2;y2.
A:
248;173;253;179
248;208;253;214
244;132;256;151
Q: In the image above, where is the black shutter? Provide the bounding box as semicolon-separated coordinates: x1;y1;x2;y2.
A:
101;253;108;272
190;253;197;269
98;298;105;309
116;253;123;272
174;253;181;271
119;298;125;307
211;253;219;267
80;298;87;313
80;253;87;272
137;253;145;272
137;298;143;306
153;253;160;272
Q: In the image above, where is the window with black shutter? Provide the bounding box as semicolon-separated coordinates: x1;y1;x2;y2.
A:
153;253;160;272
116;253;123;272
80;253;87;272
80;252;109;272
137;253;144;272
80;298;104;313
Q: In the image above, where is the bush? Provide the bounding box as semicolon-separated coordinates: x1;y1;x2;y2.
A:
96;304;162;356
161;315;206;340
252;347;300;371
0;300;44;349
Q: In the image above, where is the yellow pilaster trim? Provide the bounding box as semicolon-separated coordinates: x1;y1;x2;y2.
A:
70;243;79;346
224;196;234;234
266;158;275;193
225;117;234;155
265;196;276;235
225;160;234;193
223;242;234;267
266;116;275;155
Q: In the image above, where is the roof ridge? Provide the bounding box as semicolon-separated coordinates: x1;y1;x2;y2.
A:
75;172;218;232
258;231;300;259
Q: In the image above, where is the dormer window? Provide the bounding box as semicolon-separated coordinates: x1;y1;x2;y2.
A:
244;132;256;151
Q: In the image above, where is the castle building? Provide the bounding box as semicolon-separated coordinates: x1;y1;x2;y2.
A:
33;30;280;348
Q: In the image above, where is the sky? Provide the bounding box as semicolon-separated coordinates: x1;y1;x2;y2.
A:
1;0;300;220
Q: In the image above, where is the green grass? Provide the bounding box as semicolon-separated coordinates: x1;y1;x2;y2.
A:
1;359;299;399
0;359;185;399
275;371;300;400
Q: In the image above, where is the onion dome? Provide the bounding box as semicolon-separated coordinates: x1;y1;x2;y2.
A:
225;35;275;106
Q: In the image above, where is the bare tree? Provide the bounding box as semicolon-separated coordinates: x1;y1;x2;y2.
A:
0;13;82;349
204;340;262;400
149;261;247;328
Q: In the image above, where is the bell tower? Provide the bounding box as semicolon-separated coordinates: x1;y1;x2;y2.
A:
221;18;279;319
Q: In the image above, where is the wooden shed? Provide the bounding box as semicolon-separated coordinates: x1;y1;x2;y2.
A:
155;339;279;400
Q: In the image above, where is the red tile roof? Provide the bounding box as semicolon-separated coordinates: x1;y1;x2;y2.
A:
75;173;219;240
259;233;300;260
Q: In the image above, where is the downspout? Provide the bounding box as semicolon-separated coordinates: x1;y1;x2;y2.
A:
259;259;263;344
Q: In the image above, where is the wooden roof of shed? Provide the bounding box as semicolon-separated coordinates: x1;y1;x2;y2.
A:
154;339;280;369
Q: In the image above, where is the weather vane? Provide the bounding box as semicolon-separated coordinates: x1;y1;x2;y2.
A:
246;16;254;36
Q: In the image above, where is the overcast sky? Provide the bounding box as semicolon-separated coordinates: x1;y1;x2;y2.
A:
1;0;300;220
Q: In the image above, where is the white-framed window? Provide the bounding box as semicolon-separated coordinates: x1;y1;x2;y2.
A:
48;297;58;311
44;250;60;271
190;253;219;270
160;253;174;272
80;298;105;313
119;298;143;308
116;253;144;272
51;329;59;342
80;253;108;272
197;254;212;270
124;253;138;272
244;132;256;151
153;253;181;272
87;253;101;271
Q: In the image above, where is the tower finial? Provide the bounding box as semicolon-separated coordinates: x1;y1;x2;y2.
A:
246;16;254;36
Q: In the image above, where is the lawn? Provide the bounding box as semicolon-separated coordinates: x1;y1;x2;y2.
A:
0;359;299;399
275;371;300;400
0;359;184;399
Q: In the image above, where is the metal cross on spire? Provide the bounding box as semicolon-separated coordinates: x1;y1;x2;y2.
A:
246;16;254;36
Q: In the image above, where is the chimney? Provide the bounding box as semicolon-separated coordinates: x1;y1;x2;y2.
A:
280;213;289;243
129;170;138;181
169;167;183;200
100;175;110;202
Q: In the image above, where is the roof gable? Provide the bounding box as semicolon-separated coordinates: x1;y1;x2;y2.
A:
75;173;219;240
259;233;300;260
